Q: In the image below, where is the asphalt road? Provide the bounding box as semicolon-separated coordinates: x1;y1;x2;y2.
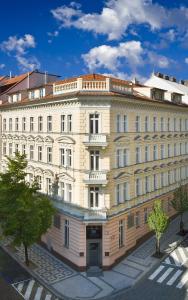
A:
0;247;31;300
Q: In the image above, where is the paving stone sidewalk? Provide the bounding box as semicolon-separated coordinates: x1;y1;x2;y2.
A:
2;213;188;300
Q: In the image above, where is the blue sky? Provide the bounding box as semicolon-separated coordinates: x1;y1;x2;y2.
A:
0;0;188;82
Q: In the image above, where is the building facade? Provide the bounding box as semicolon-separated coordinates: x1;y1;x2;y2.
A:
0;73;188;270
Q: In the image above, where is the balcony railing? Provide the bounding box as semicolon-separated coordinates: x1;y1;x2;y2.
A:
84;171;108;185
83;134;108;148
84;209;107;221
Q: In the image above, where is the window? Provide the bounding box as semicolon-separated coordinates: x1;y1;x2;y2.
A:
154;174;157;190
38;116;43;132
144;208;148;223
127;214;134;228
15;118;19;131
136;147;141;163
180;143;182;155
61;115;65;132
29;145;34;160
136;178;142;196
180;119;182;132
116;114;121;132
46;178;52;195
161;173;165;188
38;146;42;161
90;113;99;134
64;220;69;248
3;142;6;155
67;184;72;202
90;150;99;171
15;144;19;153
167;144;170;157
22;144;26;155
47;115;52;132
36;176;42;190
174;118;177;131
174;143;177;156
168;171;171;185
30;117;34;132
9;143;12;156
116;182;129;203
60;148;72;167
135;116;141;132
47;147;52;163
39;88;44;98
59;182;72;202
22;117;26;131
161;144;165;159
145;145;150;162
116;149;128;167
145;176;149;193
9;118;12;131
153;116;157;132
30;90;35;99
3;119;6;131
167;118;170;131
160;117;164;132
123;115;128;132
135;212;140;228
67;115;72;132
54;214;61;229
119;220;124;248
145;116;149;132
153;145;158;160
89;187;99;208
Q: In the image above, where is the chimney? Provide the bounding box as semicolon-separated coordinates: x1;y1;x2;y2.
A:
27;72;30;89
44;71;47;84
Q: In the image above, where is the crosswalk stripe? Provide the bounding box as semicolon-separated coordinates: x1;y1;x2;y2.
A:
170;251;181;266
164;257;171;265
34;287;43;300
176;271;188;289
149;265;165;280
45;295;52;300
157;267;173;283
17;282;24;292
24;279;35;299
166;270;183;286
179;248;187;263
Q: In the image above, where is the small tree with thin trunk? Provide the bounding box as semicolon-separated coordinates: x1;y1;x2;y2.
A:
171;185;188;235
0;152;55;266
148;200;169;257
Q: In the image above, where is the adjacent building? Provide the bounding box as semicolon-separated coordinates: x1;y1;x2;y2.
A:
0;71;188;270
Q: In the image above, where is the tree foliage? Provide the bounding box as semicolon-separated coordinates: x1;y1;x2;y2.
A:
172;185;188;234
148;200;169;256
0;152;56;265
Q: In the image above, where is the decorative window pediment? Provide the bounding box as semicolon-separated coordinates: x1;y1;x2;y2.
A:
45;136;54;143
35;167;44;174
14;135;19;140
27;165;34;172
43;169;54;176
152;134;158;139
56;136;75;144
58;172;75;182
7;134;13;140
113;136;130;143
35;135;44;143
134;169;144;174
144;135;151;141
153;165;160;170
27;135;35;142
144;167;152;172
20;135;27;141
134;135;142;141
113;171;132;180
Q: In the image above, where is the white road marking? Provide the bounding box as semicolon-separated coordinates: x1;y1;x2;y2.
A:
34;286;43;300
176;271;188;289
45;295;52;300
149;265;165;280
164;257;171;265
170;251;181;266
167;270;183;286
24;279;35;299
17;282;24;292
157;267;173;283
179;248;187;263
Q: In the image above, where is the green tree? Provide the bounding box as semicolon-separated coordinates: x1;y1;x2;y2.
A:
0;152;55;266
172;185;188;235
148;200;169;257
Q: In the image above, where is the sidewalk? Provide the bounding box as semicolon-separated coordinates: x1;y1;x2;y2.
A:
2;213;188;300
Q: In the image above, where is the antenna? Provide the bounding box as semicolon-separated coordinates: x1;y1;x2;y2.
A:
44;71;47;84
9;71;12;78
27;72;30;89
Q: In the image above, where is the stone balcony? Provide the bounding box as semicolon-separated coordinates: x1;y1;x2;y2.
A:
84;171;108;185
83;134;108;148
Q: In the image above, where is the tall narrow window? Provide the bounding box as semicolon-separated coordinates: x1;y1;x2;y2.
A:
15;144;19;153
22;117;26;131
89;187;99;208
15;118;19;131
136;178;142;196
3;119;6;131
67;184;72;202
38;116;43;132
167;117;170;131
61;115;65;132
153;116;157;132
30;117;34;132
136;147;141;163
144;208;148;223
90;150;99;171
22;144;26;155
161;117;164;132
47;115;52;132
154;174;157;190
145;145;149;162
9;143;12;156
67;149;72;167
161;144;165;159
67;115;72;132
38;146;42;161
36;176;42;190
9;118;12;131
119;220;124;248
145;116;149;132
64;220;69;248
135;212;140;228
3;142;6;155
30;145;34;160
116;114;121;132
135;116;141;132
47;147;52;163
145;176;149;193
89;114;99;134
46;178;52;195
60;149;65;166
123;115;128;132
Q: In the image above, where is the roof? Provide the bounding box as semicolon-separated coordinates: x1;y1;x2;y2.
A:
54;73;132;86
1;72;32;87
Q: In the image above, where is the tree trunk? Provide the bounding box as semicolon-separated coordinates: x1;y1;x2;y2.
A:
180;213;184;235
23;243;29;266
156;237;160;257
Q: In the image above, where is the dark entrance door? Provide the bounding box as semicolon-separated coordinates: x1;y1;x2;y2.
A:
86;226;102;267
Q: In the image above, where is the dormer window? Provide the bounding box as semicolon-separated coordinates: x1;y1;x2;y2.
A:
39;88;45;98
171;93;182;104
151;89;164;101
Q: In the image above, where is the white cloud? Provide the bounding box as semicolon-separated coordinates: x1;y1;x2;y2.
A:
82;41;144;72
0;63;5;69
51;0;188;40
0;34;40;72
185;58;188;64
148;52;170;68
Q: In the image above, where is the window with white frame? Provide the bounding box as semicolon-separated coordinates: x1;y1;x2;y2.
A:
38;146;42;161
135;116;141;132
144;208;148;223
180;143;182;155
119;220;124;248
90;150;99;171
136;147;141;163
167;117;170;131
3;119;6;131
47;115;52;132
116;148;129;168
15;144;19;153
160;117;164;132
135;211;140;228
174;143;177;156
161;173;165;187
15;118;19;131
61;115;65;132
89;113;99;134
153;145;158;160
145;145;150;162
22;117;26;131
145;116;149;132
22;144;26;155
116;182;129;203
39;88;45;98
64;220;69;248
116;114;121;132
136;178;142;196
9;143;12;156
174;118;177;131
168;171;171;185
59;182;72;202
9;118;12;131
30;117;34;132
46;178;52;195
61;115;72;132
89;187;99;208
38;116;43;132
36;175;42;190
47;147;52;163
161;144;165;159
116;115;128;132
29;145;34;160
67;115;72;132
154;174;157;190
153;116;157;132
145;176;150;193
60;148;72;167
167;144;170;157
3;142;6;155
